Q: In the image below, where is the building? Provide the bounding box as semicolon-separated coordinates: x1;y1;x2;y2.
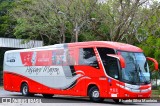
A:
0;38;43;85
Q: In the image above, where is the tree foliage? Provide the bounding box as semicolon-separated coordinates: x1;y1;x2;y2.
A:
0;0;15;38
0;0;160;66
11;0;99;44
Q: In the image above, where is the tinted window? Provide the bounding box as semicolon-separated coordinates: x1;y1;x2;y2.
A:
120;51;150;84
52;49;76;65
79;48;99;68
97;48;119;79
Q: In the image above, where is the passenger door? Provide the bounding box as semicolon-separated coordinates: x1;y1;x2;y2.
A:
97;47;120;98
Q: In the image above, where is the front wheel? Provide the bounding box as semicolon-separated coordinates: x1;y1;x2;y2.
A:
21;83;30;96
89;86;104;102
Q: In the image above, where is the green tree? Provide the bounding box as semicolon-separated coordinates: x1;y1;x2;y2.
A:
0;0;15;38
12;0;56;45
138;1;160;67
12;0;99;44
86;0;152;43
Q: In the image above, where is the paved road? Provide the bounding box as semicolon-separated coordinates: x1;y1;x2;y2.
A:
0;88;159;106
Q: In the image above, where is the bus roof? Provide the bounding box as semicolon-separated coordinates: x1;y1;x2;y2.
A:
68;41;143;52
5;41;143;53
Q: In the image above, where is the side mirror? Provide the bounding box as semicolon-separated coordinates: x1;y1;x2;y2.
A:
146;57;159;70
107;54;126;68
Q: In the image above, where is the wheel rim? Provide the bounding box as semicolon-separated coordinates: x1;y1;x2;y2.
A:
92;90;99;98
23;86;28;95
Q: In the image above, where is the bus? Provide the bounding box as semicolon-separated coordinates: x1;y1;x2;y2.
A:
3;41;159;103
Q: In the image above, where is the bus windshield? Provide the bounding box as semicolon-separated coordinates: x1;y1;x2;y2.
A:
119;51;150;85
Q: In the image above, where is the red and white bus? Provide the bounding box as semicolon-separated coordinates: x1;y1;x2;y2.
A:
3;41;159;102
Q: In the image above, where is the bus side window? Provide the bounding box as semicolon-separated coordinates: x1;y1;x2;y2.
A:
65;50;76;65
97;48;119;79
79;48;99;69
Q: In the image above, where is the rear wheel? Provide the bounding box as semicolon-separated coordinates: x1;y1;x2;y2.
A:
43;94;54;98
89;86;104;102
21;83;30;96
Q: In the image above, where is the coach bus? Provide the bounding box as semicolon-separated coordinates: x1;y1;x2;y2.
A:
3;41;159;103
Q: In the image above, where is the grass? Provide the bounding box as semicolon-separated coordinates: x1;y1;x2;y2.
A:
152;90;160;98
0;86;3;89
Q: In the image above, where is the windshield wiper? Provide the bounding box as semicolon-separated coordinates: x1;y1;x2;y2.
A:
122;78;136;85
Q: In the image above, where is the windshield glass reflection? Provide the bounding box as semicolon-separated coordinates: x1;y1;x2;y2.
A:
119;51;150;85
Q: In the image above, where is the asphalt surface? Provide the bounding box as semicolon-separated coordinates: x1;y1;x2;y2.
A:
0;88;160;106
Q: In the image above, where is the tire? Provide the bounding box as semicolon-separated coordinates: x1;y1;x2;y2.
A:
43;94;54;98
21;83;30;96
89;86;104;102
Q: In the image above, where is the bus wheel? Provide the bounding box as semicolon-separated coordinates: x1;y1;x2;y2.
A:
21;83;30;96
43;94;54;98
89;86;104;102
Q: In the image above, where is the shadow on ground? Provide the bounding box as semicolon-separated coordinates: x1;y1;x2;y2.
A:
7;94;142;105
